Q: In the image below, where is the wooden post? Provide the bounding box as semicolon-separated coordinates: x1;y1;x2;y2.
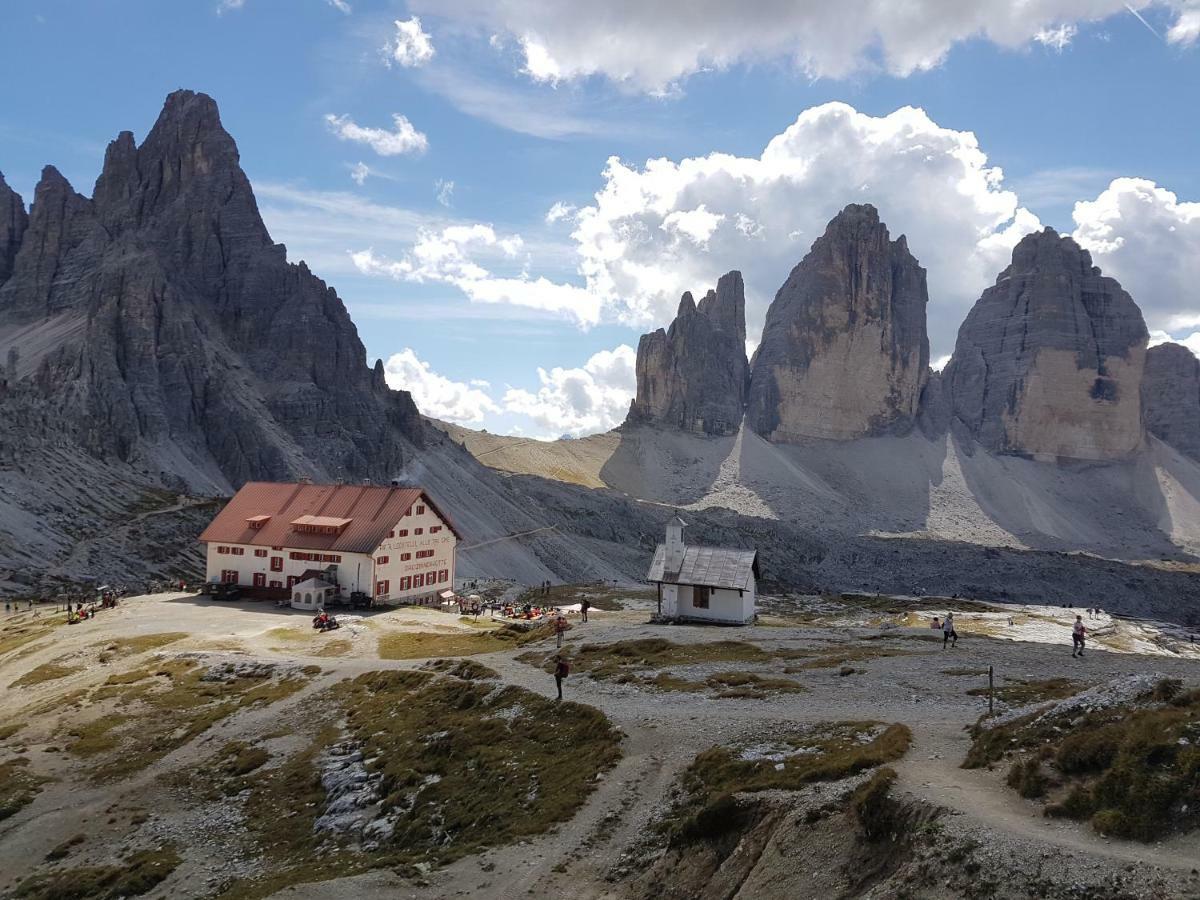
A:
988;665;995;717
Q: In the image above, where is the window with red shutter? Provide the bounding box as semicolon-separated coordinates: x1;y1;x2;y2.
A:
401;576;411;591
377;555;389;565
253;573;266;587
416;505;425;514
376;580;389;596
438;569;448;584
269;580;282;589
414;573;425;588
270;557;283;572
254;549;267;558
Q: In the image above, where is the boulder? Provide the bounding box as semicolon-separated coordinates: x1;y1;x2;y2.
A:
943;229;1148;461
1143;342;1200;460
746;203;930;442
627;270;749;435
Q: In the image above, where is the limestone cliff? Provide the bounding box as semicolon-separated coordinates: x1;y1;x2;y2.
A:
0;90;422;490
627;270;749;435
0;171;28;286
746;203;930;442
1143;342;1200;460
943;229;1148;461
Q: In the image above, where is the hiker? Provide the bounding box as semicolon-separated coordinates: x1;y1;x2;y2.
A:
942;613;958;649
930;616;941;630
1007;616;1014;627
1072;615;1087;658
553;656;569;700
554;614;569;648
580;598;590;623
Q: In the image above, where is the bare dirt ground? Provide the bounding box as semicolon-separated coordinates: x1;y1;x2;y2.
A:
1;588;1198;899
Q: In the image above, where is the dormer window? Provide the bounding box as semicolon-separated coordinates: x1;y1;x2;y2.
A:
290;515;352;535
246;514;271;529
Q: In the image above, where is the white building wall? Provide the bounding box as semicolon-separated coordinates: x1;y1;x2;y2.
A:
205;543;373;594
369;499;457;605
671;582;756;624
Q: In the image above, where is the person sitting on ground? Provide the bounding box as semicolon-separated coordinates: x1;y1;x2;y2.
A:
1072;615;1087;658
942;613;958;649
930;617;941;630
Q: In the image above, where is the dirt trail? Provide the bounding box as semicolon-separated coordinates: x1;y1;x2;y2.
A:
894;721;1200;872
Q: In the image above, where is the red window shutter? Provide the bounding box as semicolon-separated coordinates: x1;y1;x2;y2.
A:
253;573;266;587
414;573;424;588
287;576;298;588
376;580;389;596
270;557;283;572
269;580;282;589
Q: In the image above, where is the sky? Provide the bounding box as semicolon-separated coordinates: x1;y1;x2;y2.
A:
2;0;1199;438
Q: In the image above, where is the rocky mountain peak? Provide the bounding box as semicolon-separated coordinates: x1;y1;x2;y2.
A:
943;228;1148;460
0;171;27;286
1143;342;1200;460
0;89;422;490
746;202;930;442
627;270;750;436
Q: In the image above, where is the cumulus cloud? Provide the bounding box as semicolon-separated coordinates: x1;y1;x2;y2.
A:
413;0;1198;92
546;201;577;224
383;348;499;424
502;344;637;436
386;16;435;67
1073;177;1200;336
568;101;1040;355
350;162;370;185
351;225;602;324
324;112;428;156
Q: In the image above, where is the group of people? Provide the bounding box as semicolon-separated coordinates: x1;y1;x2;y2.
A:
929;613;959;648
929;609;1096;657
67;593;120;624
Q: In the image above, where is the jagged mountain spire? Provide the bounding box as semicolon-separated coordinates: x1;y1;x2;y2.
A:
746;203;930;442
943;228;1148;461
627;270;750;435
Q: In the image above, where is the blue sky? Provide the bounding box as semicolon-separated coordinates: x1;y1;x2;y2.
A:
2;0;1199;437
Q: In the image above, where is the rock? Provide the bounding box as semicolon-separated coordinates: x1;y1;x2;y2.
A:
0;171;28;287
0;89;423;492
943;229;1148;461
626;270;749;435
746;203;929;442
1143;342;1200;460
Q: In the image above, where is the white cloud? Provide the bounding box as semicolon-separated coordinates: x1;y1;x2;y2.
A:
1072;177;1200;336
351;224;602;324
324;113;428;156
350;162;370;185
546;201;577;224
567;101;1041;356
216;0;244;12
413;1;1199;92
436;179;455;207
1168;5;1200;43
1034;23;1077;50
502;344;636;436
386;16;435;67
383;349;499;425
327;0;351;13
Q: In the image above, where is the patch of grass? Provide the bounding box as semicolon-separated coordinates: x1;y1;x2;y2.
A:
100;633;188;658
419;658;499;680
966;677;1082;707
784;646;922;671
0;619;58;657
1006;758;1048;799
521;638;774;682
225;671;622;898
45;834;86;861
10;660;83;687
0;757;52;821
377;624;552;660
705;671;806;699
221;741;270;776
965;681;1200;841
663;722;912;842
13;846;181;899
64;659;310;781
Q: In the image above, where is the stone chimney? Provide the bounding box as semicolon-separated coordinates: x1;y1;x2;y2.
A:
665;516;687;573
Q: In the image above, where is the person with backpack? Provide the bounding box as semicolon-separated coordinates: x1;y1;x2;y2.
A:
553;656;569;700
580;598;590;623
1072;615;1087;658
554;614;569;648
942;613;958;649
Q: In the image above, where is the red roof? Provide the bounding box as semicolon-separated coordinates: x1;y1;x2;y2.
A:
199;482;462;553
